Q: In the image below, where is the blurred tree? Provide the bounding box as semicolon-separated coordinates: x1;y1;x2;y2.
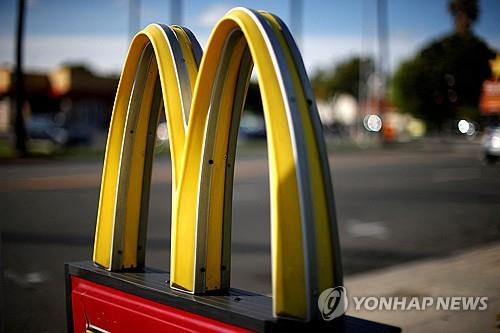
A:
392;0;495;129
311;57;374;100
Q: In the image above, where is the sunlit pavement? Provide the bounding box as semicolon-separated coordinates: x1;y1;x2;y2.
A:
1;140;499;332
345;242;500;332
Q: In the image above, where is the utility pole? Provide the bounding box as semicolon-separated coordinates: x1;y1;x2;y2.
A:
14;0;27;155
359;0;369;113
170;0;182;25
357;0;372;141
289;0;303;50
129;0;140;41
376;0;389;113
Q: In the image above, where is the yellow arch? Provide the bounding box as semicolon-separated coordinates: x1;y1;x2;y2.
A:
93;24;201;270
93;8;342;321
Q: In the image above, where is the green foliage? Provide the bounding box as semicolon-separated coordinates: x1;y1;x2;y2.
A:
392;32;495;129
311;57;373;100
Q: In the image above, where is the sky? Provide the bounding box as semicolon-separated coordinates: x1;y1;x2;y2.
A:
0;0;499;76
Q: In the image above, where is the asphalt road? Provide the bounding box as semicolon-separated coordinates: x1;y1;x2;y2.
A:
1;140;499;332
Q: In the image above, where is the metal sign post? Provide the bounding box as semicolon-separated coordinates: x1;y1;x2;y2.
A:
66;7;400;332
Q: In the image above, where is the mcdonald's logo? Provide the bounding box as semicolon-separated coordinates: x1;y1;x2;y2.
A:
92;7;342;321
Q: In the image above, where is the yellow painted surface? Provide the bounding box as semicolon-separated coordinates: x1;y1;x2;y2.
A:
93;8;339;320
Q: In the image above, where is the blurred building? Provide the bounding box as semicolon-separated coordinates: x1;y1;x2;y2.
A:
0;65;118;142
480;54;500;124
0;68;54;134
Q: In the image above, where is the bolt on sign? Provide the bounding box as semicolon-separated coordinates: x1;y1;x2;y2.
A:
66;7;399;332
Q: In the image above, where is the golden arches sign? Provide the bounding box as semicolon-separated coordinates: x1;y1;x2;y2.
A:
93;7;342;321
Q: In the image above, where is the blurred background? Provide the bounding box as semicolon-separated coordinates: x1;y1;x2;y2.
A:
0;0;499;332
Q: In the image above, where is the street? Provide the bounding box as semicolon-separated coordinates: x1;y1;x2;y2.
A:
1;140;499;332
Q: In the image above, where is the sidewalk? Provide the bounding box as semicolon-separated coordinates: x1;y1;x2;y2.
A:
345;242;500;332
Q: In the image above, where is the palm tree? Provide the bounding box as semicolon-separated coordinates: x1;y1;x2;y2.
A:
448;0;479;34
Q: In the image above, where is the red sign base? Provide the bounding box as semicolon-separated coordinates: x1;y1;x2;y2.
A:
66;261;400;333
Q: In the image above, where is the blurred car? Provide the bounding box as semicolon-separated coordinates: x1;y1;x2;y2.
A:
239;112;266;139
26;114;68;146
65;123;93;145
155;121;169;153
482;126;500;163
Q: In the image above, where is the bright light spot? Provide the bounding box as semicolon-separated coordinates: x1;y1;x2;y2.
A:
466;122;476;136
157;122;168;141
458;119;470;134
492;135;500;149
363;114;382;132
407;119;426;137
